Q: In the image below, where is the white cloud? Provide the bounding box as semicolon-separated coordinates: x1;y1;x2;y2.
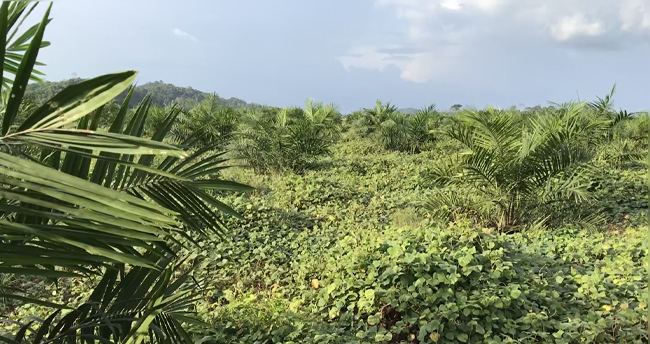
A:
173;28;198;42
619;0;650;35
550;14;605;41
338;0;650;83
440;1;462;11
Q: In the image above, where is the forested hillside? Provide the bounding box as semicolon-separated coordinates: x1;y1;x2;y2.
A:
25;78;261;109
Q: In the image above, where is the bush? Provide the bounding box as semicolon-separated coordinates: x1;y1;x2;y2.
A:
378;106;439;153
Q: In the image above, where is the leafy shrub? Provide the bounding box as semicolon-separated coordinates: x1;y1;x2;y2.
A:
594;139;646;167
356;100;399;138
617;112;650;145
347;102;440;153
193;293;355;344
194;213;647;344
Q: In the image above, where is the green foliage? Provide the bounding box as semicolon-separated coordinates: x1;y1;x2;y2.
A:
346;102;442;153
425;104;600;230
0;1;51;90
2;3;648;344
231;99;342;173
0;3;251;343
296;225;647;344
146;94;241;148
617;112;650;144
354;100;399;138
182;140;647;344
378;105;440;153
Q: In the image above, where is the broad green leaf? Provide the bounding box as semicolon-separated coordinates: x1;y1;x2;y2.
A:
510;289;522;299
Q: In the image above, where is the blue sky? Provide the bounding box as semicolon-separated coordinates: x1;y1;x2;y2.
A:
34;0;650;113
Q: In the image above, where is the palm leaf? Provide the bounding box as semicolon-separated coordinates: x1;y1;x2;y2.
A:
5;256;206;344
1;1;51;91
1;2;51;135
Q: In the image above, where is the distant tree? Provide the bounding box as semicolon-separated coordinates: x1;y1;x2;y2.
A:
450;104;463;111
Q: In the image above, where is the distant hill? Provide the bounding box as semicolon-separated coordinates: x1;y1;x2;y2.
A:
25;78;261;109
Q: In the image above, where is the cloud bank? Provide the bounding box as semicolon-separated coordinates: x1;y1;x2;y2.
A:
338;0;650;83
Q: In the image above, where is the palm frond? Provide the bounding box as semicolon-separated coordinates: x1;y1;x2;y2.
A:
0;1;51;91
4;255;207;344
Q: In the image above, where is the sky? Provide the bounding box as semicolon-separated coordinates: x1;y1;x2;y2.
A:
31;0;650;113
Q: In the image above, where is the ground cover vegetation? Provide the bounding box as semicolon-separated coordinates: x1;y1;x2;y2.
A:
0;2;648;344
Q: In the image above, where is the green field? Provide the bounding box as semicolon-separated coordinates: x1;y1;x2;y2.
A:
0;2;649;344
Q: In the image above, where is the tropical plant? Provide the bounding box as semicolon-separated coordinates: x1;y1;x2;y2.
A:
231;99;341;173
352;100;398;138
584;83;635;142
595;139;646;166
0;2;250;343
374;105;439;153
618;111;650;144
425;105;598;230
173;94;239;148
0;1;50;90
230;106;291;173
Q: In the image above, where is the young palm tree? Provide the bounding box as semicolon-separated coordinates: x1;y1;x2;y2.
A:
231;100;341;173
426;104;597;230
360;99;398;136
176;94;239;148
376;104;438;153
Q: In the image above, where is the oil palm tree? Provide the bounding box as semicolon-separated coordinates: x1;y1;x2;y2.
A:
426;104;596;230
360;99;398;136
175;94;239;148
584;83;634;142
232;101;342;173
0;2;250;342
376;104;438;153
